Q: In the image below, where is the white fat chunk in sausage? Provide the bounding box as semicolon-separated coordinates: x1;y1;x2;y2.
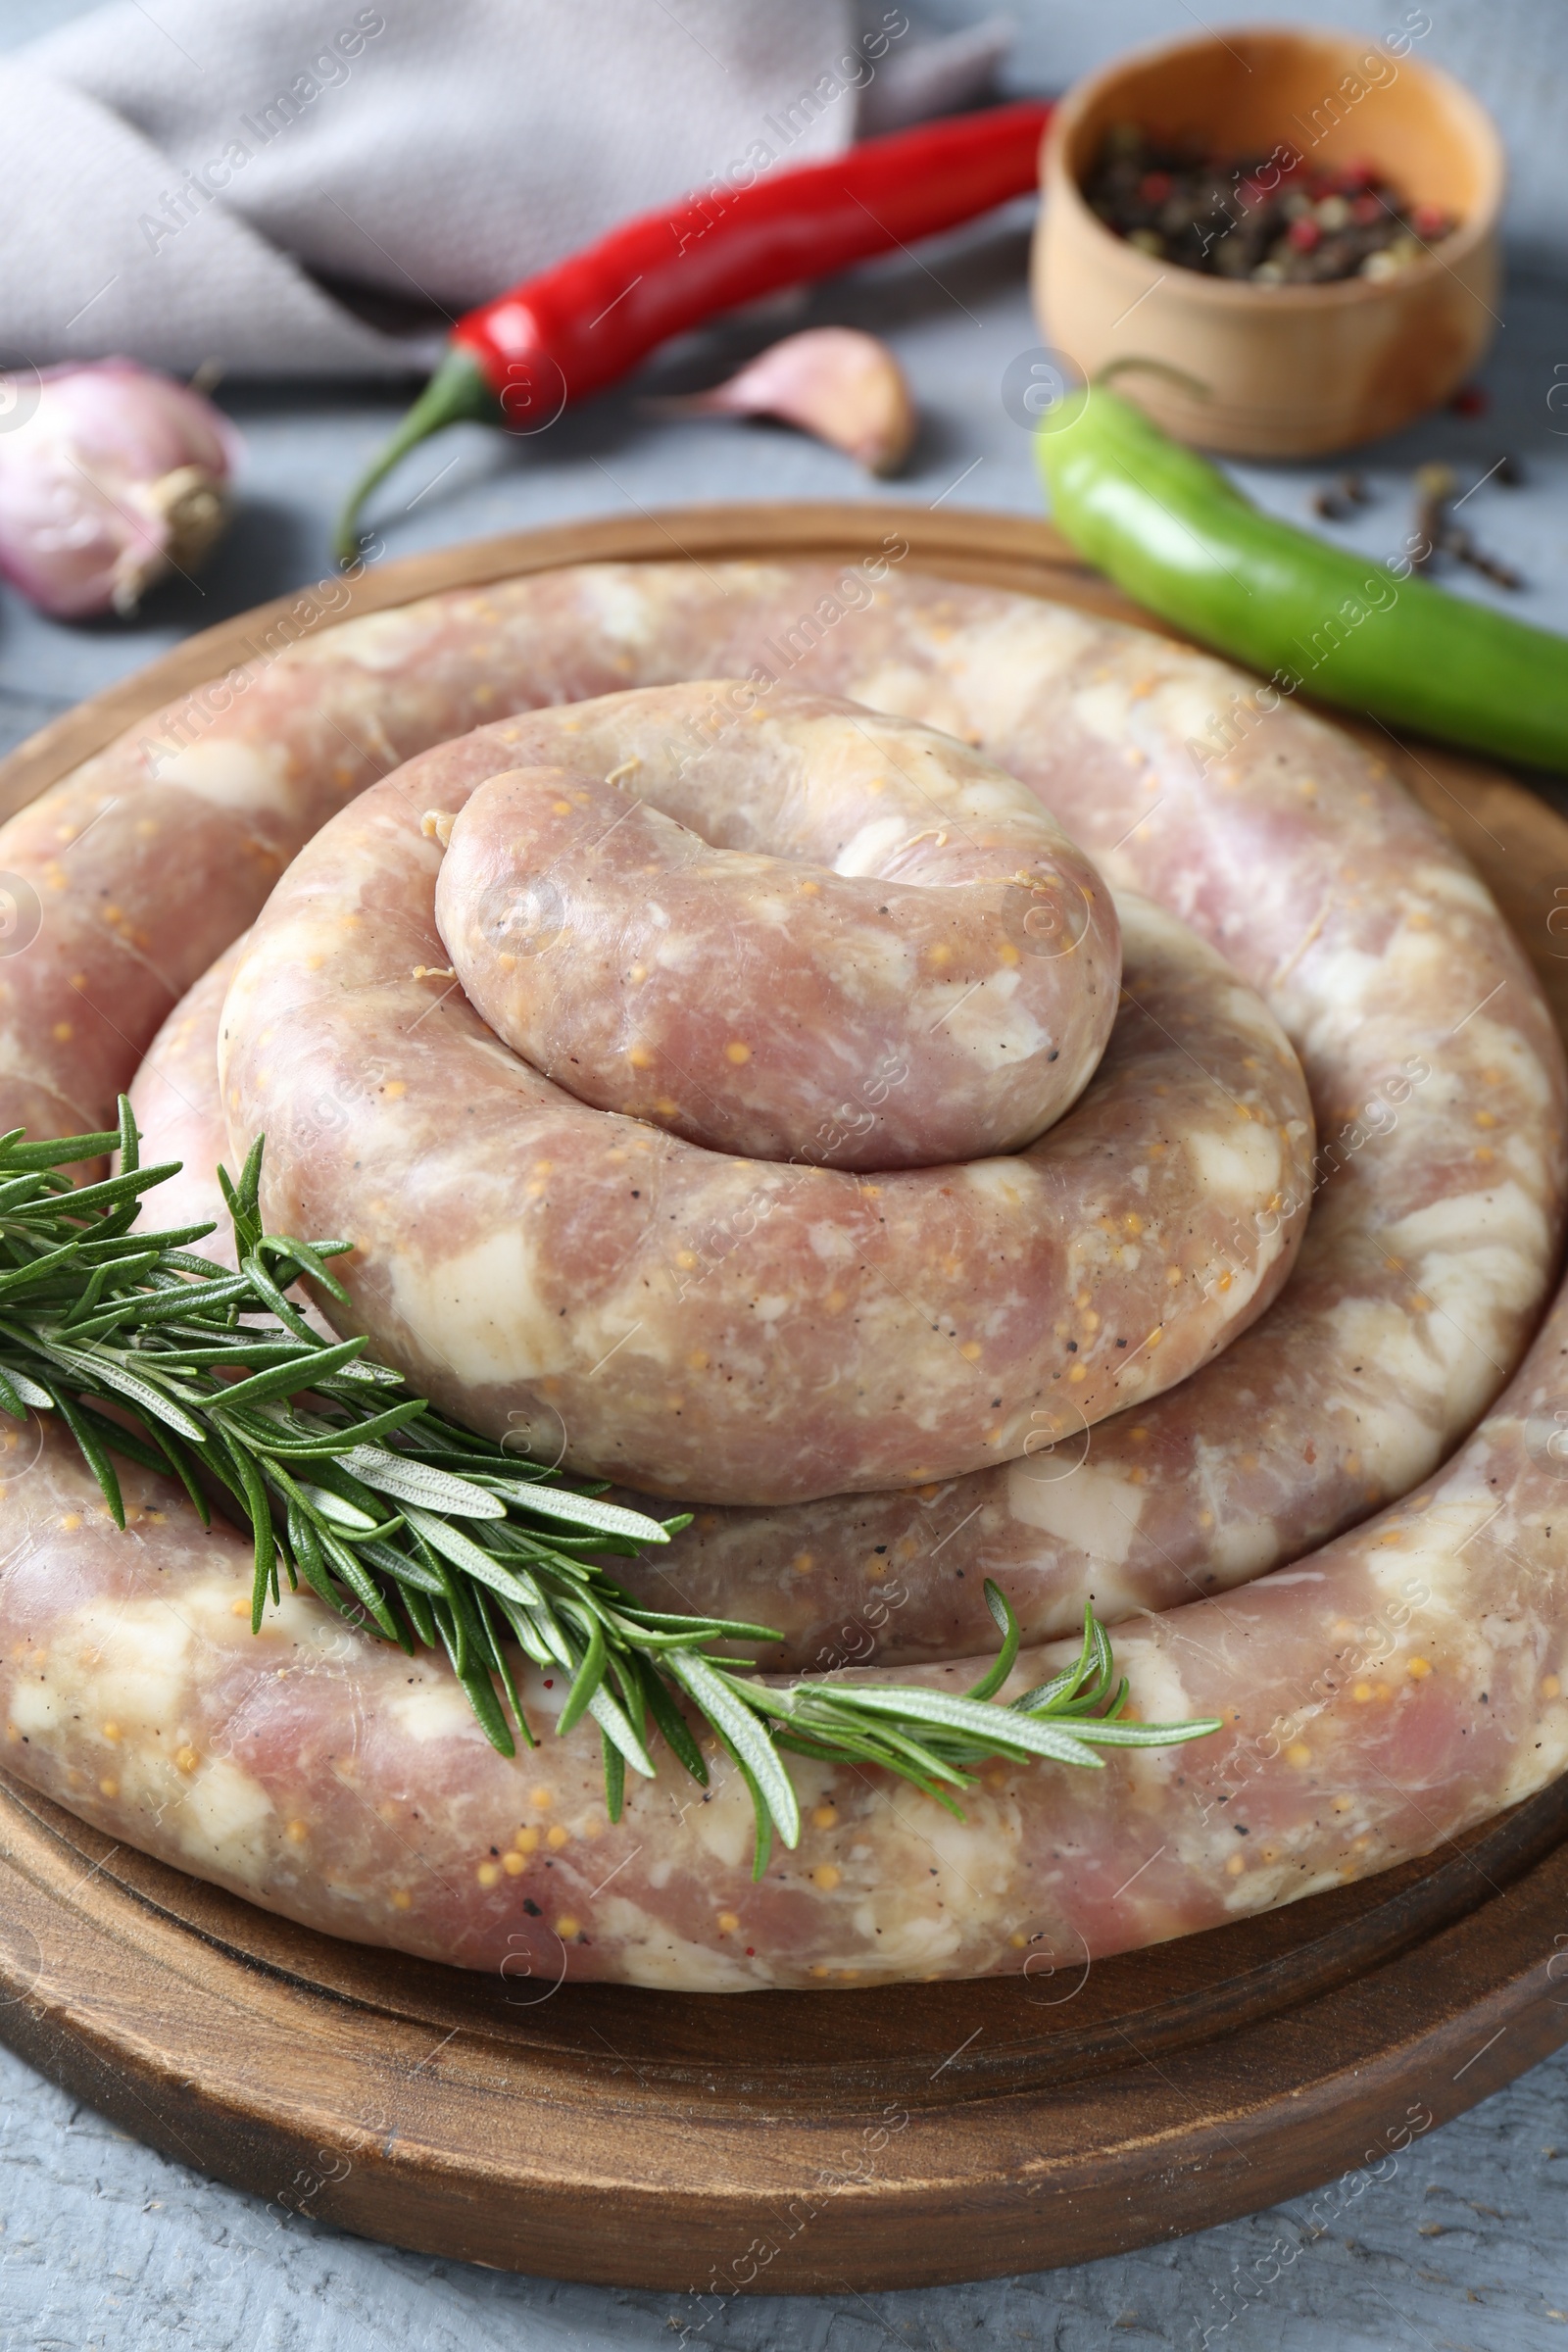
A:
386;1224;572;1388
690;1770;767;1872
63;1593;192;1730
595;1903;765;1992
172;1757;279;1875
1415;861;1503;917
291;604;470;673
942;606;1103;735
1361;1491;1498;1618
158;739;295;815
832;812;919;874
1183;1121;1283;1201
928;969;1046;1071
1005;1458;1146;1562
388;1680;490;1744
1208;1512;1280;1578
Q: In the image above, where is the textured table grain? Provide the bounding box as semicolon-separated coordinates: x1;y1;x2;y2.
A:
5;3;1568;2345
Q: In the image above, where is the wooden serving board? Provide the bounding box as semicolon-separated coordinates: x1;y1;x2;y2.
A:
3;503;1568;2295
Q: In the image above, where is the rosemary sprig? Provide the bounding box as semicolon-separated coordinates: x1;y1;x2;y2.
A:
0;1103;1220;1872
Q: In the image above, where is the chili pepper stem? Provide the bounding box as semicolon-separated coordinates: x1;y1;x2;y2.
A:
335;347;497;564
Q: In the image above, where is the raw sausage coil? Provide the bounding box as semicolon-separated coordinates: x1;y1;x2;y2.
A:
0;556;1563;1991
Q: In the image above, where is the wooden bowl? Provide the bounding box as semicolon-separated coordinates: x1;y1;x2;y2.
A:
1031;23;1505;457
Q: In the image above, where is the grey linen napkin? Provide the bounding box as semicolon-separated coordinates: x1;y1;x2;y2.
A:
3;0;1010;377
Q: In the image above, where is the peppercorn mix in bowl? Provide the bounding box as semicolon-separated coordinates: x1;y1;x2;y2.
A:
1032;23;1503;457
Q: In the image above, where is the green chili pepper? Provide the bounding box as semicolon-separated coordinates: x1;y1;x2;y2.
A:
1035;382;1568;773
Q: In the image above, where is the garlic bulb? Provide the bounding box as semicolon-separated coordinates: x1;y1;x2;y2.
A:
0;360;239;618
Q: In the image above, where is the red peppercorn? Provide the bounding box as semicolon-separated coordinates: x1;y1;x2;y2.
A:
1451;384;1490;416
1288;216;1322;252
1411;203;1448;240
1140;172;1173;203
1351;193;1384;226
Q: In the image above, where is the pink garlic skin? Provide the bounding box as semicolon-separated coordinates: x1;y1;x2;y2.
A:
664;327;917;475
0;361;240;619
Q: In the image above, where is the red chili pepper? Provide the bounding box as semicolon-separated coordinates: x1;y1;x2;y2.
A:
334;100;1053;557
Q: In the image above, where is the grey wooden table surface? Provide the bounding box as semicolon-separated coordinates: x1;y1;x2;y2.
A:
4;5;1568;2347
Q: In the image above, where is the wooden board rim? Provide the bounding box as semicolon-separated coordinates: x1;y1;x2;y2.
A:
2;499;1567;2294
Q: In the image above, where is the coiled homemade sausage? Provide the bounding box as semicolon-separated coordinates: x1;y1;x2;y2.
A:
2;557;1564;1989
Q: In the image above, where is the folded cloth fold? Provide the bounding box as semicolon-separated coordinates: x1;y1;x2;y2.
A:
5;0;1010;377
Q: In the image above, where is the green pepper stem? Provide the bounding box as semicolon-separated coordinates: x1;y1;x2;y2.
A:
333;346;498;564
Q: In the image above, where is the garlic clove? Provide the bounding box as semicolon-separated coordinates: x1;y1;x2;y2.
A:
655;327;917;476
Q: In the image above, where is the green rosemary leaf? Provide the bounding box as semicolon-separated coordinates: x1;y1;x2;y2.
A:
475;1479;674;1544
218;1143;264;1259
1008;1604;1104;1714
62;1396;169;1486
340;1446;507;1520
212;1334;368;1409
89;1270;253;1326
253;1232;353;1305
668;1652;802;1848
397;1577;439;1651
40;1378;126;1528
721;1745;775;1883
639;1660;710;1788
0;1240;94;1298
797;1683;1110;1769
210;1432;277;1631
472;1583;527;1737
45;1160;182;1222
0;1363;53;1413
106;1401;212;1524
776;1700;975;1788
555;1612;608;1740
286;1498;342;1613
313;1518;405;1643
584;1676;656;1780
602;1731;626;1824
226;1397;429;1456
456;1653;515;1757
0;1127;120;1171
1064;1715;1225;1747
358;1535;448;1597
403;1505;547;1609
31;1340;209;1444
597;1599;783;1642
142;1339;323;1371
297;1483;404;1542
234;1250;318;1343
963;1579;1021;1704
75;1225;220;1260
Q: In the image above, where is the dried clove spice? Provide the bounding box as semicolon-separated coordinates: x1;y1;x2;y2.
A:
1311;473;1372;522
1407;461;1523;589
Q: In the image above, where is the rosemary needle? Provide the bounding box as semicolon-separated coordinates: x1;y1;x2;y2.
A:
0;1102;1220;1872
